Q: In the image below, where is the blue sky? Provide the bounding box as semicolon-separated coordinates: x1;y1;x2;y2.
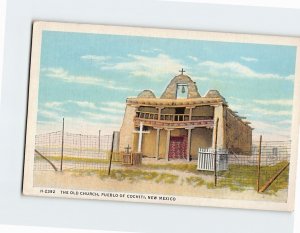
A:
37;31;296;140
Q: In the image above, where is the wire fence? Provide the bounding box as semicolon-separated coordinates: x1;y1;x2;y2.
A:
34;130;121;173
34;129;291;193
214;140;291;192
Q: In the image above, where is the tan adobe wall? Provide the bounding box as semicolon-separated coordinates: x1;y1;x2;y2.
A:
132;132;138;152
161;108;176;114
192;106;214;118
158;130;167;159
119;105;136;152
133;128;165;157
224;107;252;154
133;127;213;160
139;106;158;113
134;128;188;159
141;129;156;157
212;104;225;148
190;128;213;159
137;90;156;98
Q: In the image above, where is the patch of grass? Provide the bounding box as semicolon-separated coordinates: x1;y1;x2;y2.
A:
155;173;178;184
186;176;205;187
35;151;123;164
142;163;215;176
219;161;289;193
142;163;198;174
102;169;179;184
60;158;289;195
71;169;108;177
217;179;246;192
262;165;289;194
206;182;216;189
35;155;115;164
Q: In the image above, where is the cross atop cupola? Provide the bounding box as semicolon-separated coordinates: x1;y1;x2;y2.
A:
179;68;186;75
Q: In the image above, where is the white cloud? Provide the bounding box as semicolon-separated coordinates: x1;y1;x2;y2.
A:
98;107;124;114
277;119;292;125
197;61;294;81
240;56;258;62
71;101;98;109
38;109;62;120
44;101;64;110
253;99;293;106
36;93;127;136
101;53;184;81
251;107;291;116
141;48;164;54
80;55;110;62
77;101;95;108
37;118;120;135
188;56;198;62
227;98;292;140
45;100;98;110
99;101;126;114
229;97;292;116
81;111;123;123
227;103;244;112
43;100;126;115
153;48;164;52
101;101;125;109
49;100;125;124
229;102;291;117
44;101;88;110
251;120;291;141
42;67;131;91
75;101;125;114
192;76;209;81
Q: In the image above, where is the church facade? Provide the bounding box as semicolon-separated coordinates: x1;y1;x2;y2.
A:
119;70;252;160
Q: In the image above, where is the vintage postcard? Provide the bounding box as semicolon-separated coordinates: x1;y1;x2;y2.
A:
23;21;300;211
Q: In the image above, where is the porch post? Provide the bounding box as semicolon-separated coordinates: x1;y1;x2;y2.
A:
188;107;193;121
186;128;193;161
165;129;171;161
157;107;162;120
155;128;161;160
138;121;143;153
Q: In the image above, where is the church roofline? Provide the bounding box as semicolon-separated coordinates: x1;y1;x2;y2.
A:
160;71;201;99
126;96;226;107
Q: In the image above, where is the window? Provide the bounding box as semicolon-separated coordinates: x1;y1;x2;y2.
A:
176;84;188;99
175;108;185;121
175;107;185;114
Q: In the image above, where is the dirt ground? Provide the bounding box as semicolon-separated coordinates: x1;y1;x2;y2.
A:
33;169;288;202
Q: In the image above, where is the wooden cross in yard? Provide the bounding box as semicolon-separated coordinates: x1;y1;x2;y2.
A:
124;144;131;154
133;121;150;153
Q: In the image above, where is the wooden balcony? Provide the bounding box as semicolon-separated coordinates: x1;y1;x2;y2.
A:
134;111;214;129
136;111;189;121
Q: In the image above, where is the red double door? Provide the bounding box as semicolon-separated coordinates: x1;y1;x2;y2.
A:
168;136;187;159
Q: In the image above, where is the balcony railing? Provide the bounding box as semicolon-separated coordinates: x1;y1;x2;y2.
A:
134;117;214;129
136;111;190;121
135;111;213;122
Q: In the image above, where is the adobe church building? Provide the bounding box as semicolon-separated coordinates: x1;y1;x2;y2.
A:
119;70;252;161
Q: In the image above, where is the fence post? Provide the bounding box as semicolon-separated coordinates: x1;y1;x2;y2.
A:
60;118;65;172
214;118;219;187
108;132;115;175
257;135;262;192
98;130;101;153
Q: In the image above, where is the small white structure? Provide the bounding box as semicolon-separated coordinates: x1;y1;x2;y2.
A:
197;148;228;171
